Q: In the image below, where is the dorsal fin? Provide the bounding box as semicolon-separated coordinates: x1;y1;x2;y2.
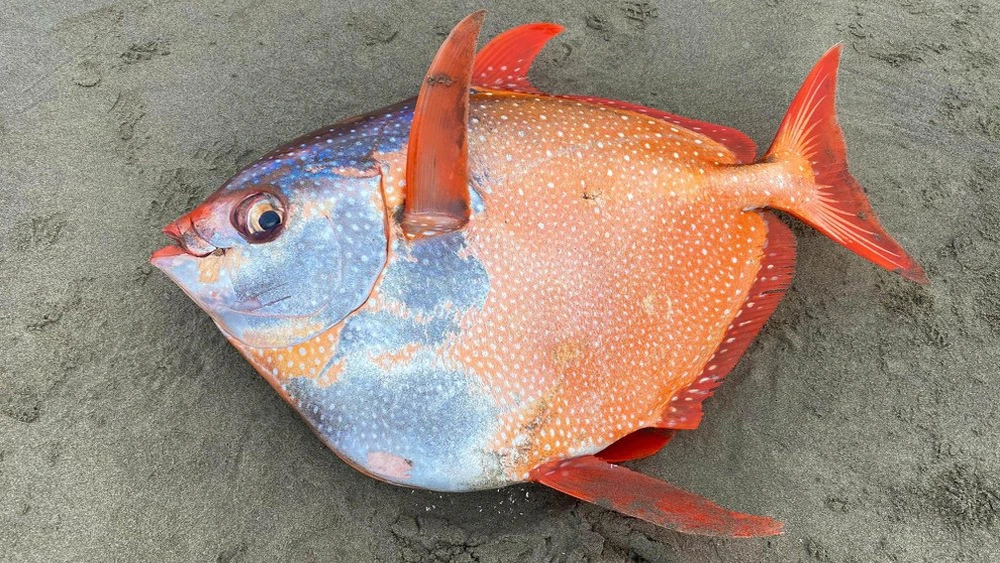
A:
659;213;796;430
472;23;757;163
402;11;484;238
472;23;565;93
563;95;758;163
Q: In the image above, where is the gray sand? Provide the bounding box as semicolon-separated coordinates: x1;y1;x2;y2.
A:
2;1;999;561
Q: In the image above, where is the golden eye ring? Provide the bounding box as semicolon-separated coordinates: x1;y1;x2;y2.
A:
232;192;285;243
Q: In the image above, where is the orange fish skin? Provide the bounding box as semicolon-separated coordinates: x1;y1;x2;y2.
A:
452;90;779;479
211;89;790;488
153;49;921;495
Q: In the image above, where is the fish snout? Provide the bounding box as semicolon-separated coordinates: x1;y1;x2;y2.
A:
162;217;218;257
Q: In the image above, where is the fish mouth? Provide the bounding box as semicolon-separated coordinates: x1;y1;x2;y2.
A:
149;238;211;271
149;221;219;269
150;244;188;266
150;210;224;270
158;217;219;258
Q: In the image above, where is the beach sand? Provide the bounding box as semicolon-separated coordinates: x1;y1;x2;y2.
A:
2;1;999;560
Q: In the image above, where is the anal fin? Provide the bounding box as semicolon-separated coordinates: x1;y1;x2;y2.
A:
660;213;796;430
531;455;783;537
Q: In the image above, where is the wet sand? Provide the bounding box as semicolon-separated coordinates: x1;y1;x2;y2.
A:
2;1;999;561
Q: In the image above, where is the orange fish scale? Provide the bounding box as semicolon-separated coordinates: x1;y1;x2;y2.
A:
443;91;769;477
234;324;344;389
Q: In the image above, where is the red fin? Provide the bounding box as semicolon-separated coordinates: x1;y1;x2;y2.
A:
564;94;758;164
596;428;675;463
473;23;564;93
531;455;783;537
402;11;484;238
472;23;756;163
762;45;927;283
660;214;796;430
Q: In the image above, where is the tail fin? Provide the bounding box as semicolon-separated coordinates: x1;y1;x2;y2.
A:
762;45;927;283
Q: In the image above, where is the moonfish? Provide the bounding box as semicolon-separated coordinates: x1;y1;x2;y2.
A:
151;12;925;536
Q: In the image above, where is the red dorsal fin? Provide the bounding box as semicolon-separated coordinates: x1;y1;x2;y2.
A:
596;428;675;463
563;95;758;163
472;23;564;93
660;213;796;430
531;455;783;537
402;11;484;238
473;23;756;162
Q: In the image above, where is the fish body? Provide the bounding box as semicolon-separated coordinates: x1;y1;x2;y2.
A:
201;93;772;491
152;14;924;536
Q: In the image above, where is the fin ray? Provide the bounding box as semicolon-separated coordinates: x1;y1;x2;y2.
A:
659;213;795;430
472;23;564;93
761;45;926;283
402;11;484;238
531;455;783;537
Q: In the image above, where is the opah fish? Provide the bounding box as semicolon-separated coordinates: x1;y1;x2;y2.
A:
151;12;925;536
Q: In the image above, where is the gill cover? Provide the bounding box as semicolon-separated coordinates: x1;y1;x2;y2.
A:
154;133;390;349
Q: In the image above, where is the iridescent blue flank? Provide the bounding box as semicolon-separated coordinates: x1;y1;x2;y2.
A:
288;230;499;491
225;102;503;490
377;232;490;316
225;100;415;192
287;354;499;490
188;101;420;347
336;232;489;358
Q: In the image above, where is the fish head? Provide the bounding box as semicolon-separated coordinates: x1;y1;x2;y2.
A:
151;161;388;348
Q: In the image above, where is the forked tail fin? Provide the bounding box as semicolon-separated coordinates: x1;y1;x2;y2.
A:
762;45;928;283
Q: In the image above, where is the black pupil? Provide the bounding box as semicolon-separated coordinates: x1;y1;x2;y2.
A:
258;209;281;231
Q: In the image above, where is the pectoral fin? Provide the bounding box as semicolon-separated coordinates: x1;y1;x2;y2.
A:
530;455;783;537
402;11;484;238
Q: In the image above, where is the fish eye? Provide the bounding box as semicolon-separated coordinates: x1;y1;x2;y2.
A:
233;192;285;243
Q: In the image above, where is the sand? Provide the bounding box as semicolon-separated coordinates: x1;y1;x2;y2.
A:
2;0;999;561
